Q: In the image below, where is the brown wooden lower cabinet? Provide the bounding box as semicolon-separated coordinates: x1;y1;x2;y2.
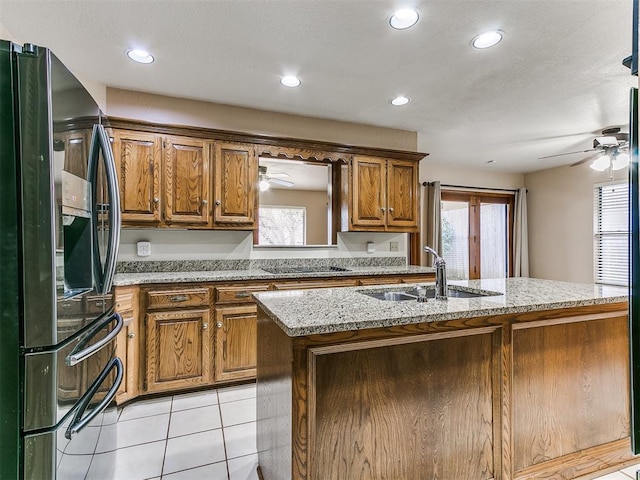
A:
144;308;212;393
256;303;637;480
214;305;257;382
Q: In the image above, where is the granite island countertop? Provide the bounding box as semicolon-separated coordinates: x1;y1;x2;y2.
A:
252;277;628;336
112;264;435;286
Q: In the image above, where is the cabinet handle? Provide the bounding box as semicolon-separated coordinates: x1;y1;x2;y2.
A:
203;323;209;330
389;207;394;213
235;292;250;298
127;332;135;339
381;207;386;213
169;295;189;303
202;199;208;205
216;322;223;328
215;200;221;206
153;197;159;203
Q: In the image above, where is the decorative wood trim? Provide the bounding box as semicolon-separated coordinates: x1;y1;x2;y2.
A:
308;325;499;356
513;438;636;480
511;310;625;329
259;145;348;163
104;117;428;162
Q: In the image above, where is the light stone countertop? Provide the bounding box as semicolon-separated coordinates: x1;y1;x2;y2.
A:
112;265;435;286
252;277;629;337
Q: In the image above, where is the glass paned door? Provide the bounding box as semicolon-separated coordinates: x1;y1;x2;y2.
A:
441;191;514;280
442;201;469;280
480;203;508;278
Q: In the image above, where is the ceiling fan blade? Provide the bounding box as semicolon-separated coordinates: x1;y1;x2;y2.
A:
570;152;602;167
268;172;290;178
268;177;294;187
538;148;596;160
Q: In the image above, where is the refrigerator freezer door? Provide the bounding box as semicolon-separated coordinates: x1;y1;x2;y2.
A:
15;45;104;349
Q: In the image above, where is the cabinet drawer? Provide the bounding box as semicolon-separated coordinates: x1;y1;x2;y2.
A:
146;288;210;310
215;285;270;304
272;279;358;290
357;277;403;286
401;274;436;284
115;292;134;312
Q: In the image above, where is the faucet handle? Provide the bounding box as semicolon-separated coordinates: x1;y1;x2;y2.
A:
416;285;428;303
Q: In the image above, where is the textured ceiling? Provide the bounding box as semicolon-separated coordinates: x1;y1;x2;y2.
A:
0;0;635;173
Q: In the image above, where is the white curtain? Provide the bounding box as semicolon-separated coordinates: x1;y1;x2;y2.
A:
420;181;442;266
513;187;529;277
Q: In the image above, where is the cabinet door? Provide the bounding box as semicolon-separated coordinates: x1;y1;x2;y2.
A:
214;305;257;383
115;315;138;405
351;156;386;229
112;130;162;224
213;142;257;227
386;159;419;231
164;136;210;225
145;309;211;393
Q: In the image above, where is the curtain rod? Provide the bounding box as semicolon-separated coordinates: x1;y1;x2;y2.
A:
422;182;523;193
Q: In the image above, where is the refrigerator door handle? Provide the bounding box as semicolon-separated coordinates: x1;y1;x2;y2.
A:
88;123;121;294
66;312;123;367
65;356;123;439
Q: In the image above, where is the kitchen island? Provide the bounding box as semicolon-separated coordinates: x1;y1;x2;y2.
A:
253;278;634;480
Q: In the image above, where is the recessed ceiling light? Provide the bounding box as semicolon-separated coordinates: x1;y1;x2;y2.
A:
472;30;504;49
389;8;420;30
280;75;301;87
390;96;410;106
126;49;154;64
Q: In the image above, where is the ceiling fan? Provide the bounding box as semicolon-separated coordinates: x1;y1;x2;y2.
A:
538;127;630;171
259;165;294;191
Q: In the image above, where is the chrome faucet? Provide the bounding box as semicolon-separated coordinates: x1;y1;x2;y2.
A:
423;246;447;300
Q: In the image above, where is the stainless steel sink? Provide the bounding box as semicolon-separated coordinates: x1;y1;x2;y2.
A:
362;291;419;301
360;286;502;301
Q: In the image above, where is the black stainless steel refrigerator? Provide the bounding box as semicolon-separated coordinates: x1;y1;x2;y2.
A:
0;40;123;479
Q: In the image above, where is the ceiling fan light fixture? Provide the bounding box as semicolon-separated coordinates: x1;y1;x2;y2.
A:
126;49;154;64
259;179;270;192
389;8;420;30
472;30;504;49
590;155;611;172
612;153;630;170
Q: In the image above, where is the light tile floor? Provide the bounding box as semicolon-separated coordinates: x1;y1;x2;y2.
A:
97;381;640;480
109;383;258;480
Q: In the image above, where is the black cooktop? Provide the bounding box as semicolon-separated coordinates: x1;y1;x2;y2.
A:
262;265;350;275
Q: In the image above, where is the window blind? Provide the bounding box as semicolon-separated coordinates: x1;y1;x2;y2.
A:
593;181;629;286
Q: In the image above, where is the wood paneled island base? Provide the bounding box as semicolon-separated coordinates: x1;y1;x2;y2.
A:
256;301;636;480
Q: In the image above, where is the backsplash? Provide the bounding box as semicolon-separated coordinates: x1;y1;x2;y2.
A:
116;256;406;274
116;229;408;262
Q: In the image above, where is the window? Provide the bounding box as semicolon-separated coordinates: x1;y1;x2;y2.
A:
258;206;306;246
441;191;514;280
594;181;629;286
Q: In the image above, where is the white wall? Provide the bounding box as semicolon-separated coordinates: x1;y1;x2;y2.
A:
524;164;627;283
107;88;417;150
118;229;408;262
420;160;525;189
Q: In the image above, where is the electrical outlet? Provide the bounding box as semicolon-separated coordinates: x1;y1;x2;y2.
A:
137;241;151;257
390;241;399;252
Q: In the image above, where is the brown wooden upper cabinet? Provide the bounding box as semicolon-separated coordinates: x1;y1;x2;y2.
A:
212;142;257;228
343;156;419;232
164;136;210;225
112;131;256;229
112;130;163;224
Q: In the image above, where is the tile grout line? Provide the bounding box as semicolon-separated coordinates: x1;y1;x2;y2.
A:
159;395;173;479
216;389;232;480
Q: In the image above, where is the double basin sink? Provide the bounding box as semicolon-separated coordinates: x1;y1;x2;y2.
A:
361;285;502;301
